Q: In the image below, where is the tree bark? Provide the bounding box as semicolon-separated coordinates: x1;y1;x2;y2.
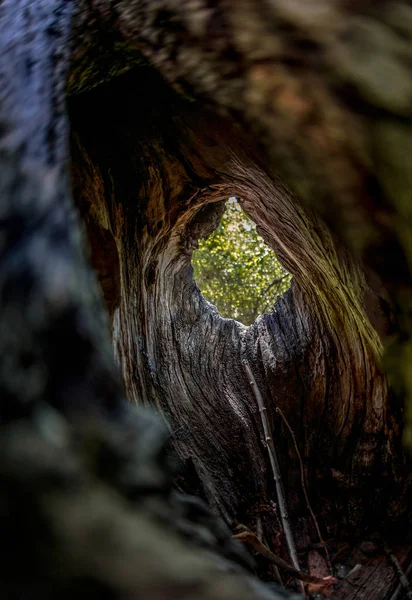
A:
0;1;411;599
70;59;410;544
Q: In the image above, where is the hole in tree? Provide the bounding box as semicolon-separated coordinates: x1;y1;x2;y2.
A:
192;198;292;326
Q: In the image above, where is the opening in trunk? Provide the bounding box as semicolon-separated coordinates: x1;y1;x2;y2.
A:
192;197;291;326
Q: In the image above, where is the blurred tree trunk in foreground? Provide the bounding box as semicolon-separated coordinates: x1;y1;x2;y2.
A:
0;1;411;599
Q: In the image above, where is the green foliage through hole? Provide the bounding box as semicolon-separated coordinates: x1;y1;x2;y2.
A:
192;198;292;325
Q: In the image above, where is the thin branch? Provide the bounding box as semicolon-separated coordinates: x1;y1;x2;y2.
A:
383;544;412;600
276;407;333;575
260;273;290;298
242;360;302;591
234;525;337;595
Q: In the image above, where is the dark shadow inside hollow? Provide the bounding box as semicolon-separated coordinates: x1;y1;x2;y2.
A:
68;63;409;546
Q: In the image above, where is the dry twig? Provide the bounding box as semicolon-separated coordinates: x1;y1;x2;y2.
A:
276;406;333;575
242;360;301;582
234;525;337;596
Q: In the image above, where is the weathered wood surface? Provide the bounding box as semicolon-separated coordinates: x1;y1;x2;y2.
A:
0;1;411;598
333;561;396;600
331;547;411;600
71;65;406;535
85;0;412;444
0;2;299;598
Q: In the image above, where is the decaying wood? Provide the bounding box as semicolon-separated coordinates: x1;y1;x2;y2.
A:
70;61;408;544
383;544;412;600
0;1;411;598
389;558;412;600
103;0;412;446
331;558;407;600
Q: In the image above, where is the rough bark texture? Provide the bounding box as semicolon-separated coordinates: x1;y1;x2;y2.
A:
0;1;411;599
71;62;408;531
100;0;412;442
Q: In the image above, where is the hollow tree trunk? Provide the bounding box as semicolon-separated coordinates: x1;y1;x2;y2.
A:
0;2;411;599
70;60;408;536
